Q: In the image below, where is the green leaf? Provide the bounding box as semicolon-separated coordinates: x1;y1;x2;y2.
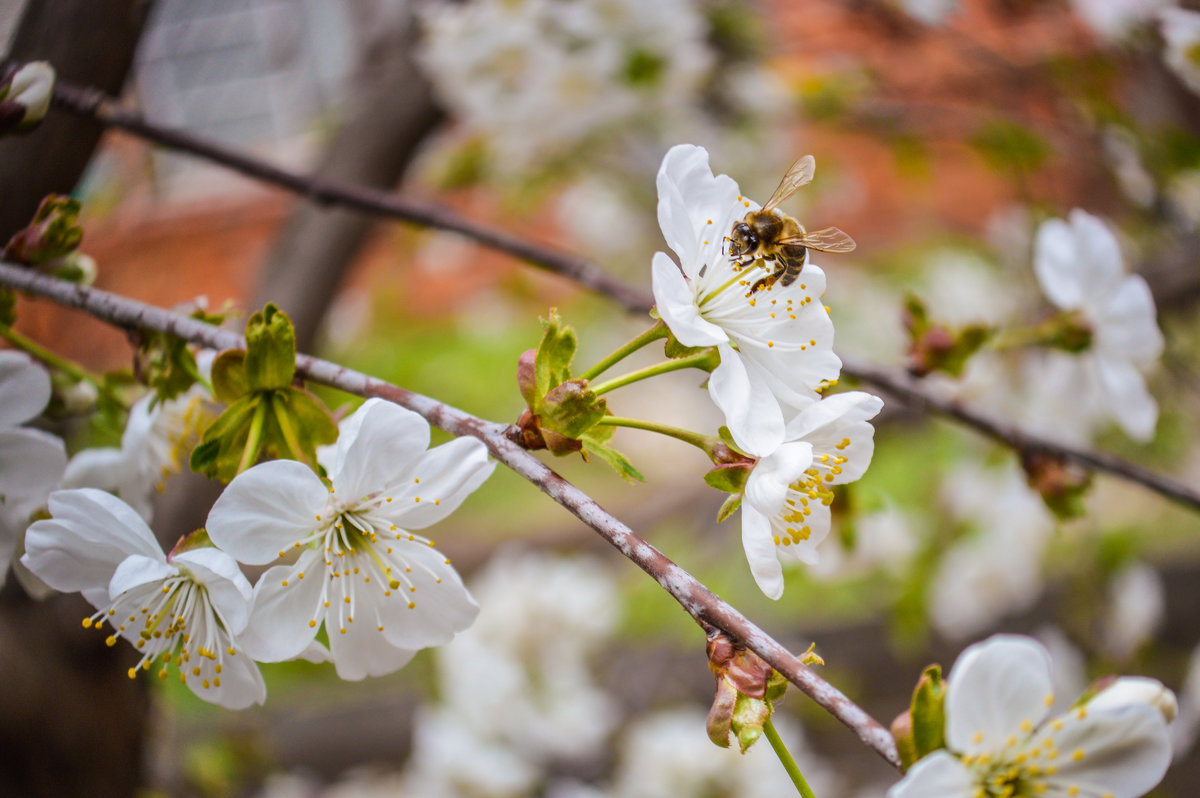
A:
270;386;338;465
244;303;296;391
731;694;771;753
580;435;645;483
534;308;577;400
137;330;202;405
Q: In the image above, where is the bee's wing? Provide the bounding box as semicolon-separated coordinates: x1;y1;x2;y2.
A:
779;226;856;253
760;155;816;213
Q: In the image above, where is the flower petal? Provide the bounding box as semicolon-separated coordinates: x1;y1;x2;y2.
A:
1094;274;1163;365
327;612;418;681
945;634;1055;756
741;504;784;600
331;399;432;500
380;436;496;530
745;441;813;516
172;547;254;635
0;351;51;427
1089;356;1157;442
108;554;175;599
202;645;266;710
708;342;784;456
1034;704;1171;798
886;750;975;798
0;427;67;517
651;251;727;347
1034;217;1086;311
205;459;328;565
237;551;326;662
22;489;163;606
377;543;479;650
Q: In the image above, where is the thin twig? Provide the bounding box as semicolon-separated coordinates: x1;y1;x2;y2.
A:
0;262;901;767
46;80;651;313
45;78;1200;512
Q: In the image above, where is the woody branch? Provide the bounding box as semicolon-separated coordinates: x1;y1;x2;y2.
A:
0;261;901;767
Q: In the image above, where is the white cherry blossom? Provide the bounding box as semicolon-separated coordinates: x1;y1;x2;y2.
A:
205;398;494;680
0;351;67;585
739;391;882;599
889;635;1174;798
652;144;841;454
20;488;264;709
62;378;214;521
1033;209;1164;442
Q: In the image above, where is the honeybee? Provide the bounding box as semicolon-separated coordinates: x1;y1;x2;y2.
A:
727;155;856;295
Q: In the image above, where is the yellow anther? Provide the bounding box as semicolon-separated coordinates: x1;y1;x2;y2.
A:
309;619;317;628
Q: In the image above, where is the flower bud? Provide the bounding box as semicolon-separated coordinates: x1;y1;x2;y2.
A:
1087;676;1178;723
0;61;54;135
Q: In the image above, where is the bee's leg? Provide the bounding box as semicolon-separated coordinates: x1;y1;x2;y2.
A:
747;273;777;296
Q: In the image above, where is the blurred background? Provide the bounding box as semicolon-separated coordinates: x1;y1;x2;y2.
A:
2;0;1199;796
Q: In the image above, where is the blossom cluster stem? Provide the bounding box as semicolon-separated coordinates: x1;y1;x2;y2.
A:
577;319;669;382
764;716;818;798
0;323;124;406
589;350;716;396
594;415;723;458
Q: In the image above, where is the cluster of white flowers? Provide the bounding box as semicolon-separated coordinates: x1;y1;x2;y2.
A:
651;144;885;598
18;398;495;708
890;634;1177;798
417;0;713;171
0;351;66;584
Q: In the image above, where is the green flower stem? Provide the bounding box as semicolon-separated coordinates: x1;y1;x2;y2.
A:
764;716;818;798
594;415;723;456
238;399;268;474
0;324;125;406
589;349;717;396
270;392;309;466
989;311;1090;353
577;319;670;382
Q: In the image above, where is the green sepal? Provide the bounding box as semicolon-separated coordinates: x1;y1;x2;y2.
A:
732;693;771;753
664;333;709;360
910;664;947;760
716;426;750;457
891;710;918;772
704;462;752;494
580;435;645;483
540;379;608;439
534;308;577;400
244;303;296;391
763;670;788;703
190;394;262;481
210;350;250;404
268;387;338;466
716;493;742;524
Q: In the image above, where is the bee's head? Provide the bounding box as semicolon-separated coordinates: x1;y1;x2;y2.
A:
728;221;756;258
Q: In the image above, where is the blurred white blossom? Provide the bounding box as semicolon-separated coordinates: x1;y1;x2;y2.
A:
1103;561;1166;662
896;0;960;26
436;548;621;762
929;463;1055;640
1070;0;1171;41
1161;8;1200;96
611;708;838;798
1033;209;1164;442
809;506;917;581
418;0;712;171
